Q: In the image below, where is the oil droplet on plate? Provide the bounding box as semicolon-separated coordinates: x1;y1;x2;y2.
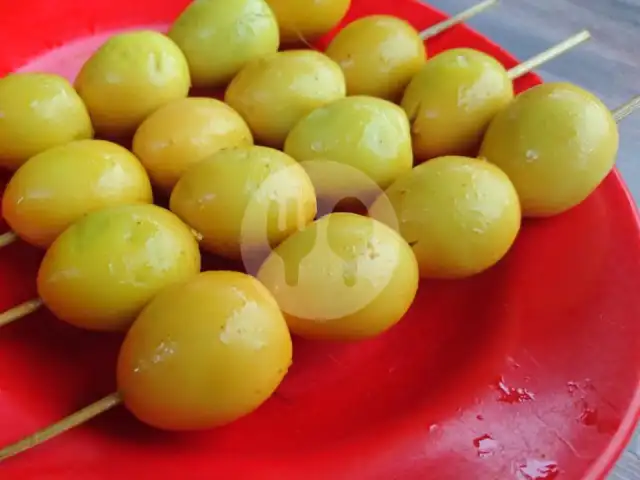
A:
576;399;619;434
507;356;521;369
473;434;499;458
494;377;535;404
578;405;598;427
516;459;559;480
567;381;579;395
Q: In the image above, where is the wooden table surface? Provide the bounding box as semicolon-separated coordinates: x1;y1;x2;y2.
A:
425;0;640;478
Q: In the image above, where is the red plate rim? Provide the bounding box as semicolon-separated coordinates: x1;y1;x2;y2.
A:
582;171;640;479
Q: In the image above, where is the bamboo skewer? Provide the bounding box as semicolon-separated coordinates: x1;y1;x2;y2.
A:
0;299;43;328
613;95;640;122
0;231;17;248
0;393;122;461
507;30;592;80
420;0;499;39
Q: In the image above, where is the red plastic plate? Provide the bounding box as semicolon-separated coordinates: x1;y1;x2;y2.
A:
1;0;639;479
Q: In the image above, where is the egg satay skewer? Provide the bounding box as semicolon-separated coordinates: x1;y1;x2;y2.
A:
282;32;590;211
75;30;191;140
419;0;500;40
0;1;496;249
0;72;94;172
0;30;193;250
224;49;348;149
479;90;640;218
0;71;95;250
0;204;201;331
0;139;154;251
0;270;293;462
0;145;317;329
0;210;203;329
0;1;494;249
0;93;257;251
168;0;280;90
131;96;255;194
402;30;592;162
0;32;592;253
283;95;414;209
0;214;419;461
1;97;637;460
369;93;640;280
1;96;639;462
324;0;500;101
370;154;522;280
224;0;499;148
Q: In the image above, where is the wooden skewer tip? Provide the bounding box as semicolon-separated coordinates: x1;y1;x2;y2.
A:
507;29;592;81
0;298;43;328
420;0;500;40
0;231;18;249
0;392;122;462
0;226;200;330
613;95;640;123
